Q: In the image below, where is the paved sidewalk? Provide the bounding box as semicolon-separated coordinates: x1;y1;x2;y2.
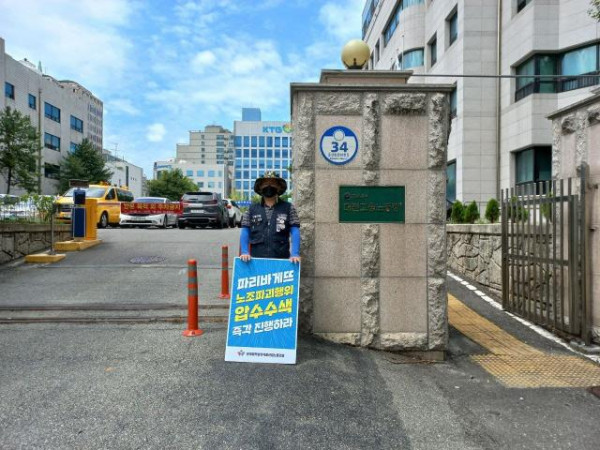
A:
1;278;599;449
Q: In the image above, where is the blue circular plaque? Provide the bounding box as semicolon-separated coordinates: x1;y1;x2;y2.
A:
319;126;359;165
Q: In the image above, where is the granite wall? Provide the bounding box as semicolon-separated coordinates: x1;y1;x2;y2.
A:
0;223;71;264
291;73;451;353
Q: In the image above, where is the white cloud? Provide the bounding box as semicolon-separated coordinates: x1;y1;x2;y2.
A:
106;99;141;117
318;0;364;43
0;0;135;91
191;50;217;73
146;123;167;142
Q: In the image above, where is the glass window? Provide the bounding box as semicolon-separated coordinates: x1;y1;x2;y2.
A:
250;149;257;158
266;160;273;169
218;170;223;177
515;147;552;188
186;170;193;177
208;181;215;188
4;82;14;99
236;181;242;190
450;88;457;118
251;170;258;179
235;160;242;168
243;149;249;158
44;163;60;180
208;170;215;177
218;182;222;188
234;136;242;147
243;170;250;179
197;182;204;188
70;115;83;133
362;0;380;38
429;35;437;66
282;137;289;147
243;136;250;147
197;170;204;177
402;48;424;69
282;150;289;159
235;170;242;179
446;161;456;203
44;132;60;151
267;149;273;158
448;11;458;45
517;0;532;12
28;94;36;109
259;136;265;146
259;161;265;169
515;55;558;101
251;136;257;147
267;136;273;147
259;150;265;158
274;161;281;169
243;160;250;168
275;137;281;147
70;142;78;153
44;102;61;123
243;181;250;190
383;3;400;45
275;150;281;159
235;149;242;158
282;170;289;179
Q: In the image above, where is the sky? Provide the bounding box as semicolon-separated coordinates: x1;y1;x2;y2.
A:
0;0;364;179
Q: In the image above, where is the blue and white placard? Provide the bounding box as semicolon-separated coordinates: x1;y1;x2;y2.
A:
319;126;359;165
225;257;301;365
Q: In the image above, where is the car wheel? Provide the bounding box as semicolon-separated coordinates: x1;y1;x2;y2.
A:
162;215;168;229
178;222;186;229
229;217;235;228
98;212;108;229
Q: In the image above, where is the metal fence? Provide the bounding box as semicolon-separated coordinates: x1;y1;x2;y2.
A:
501;167;589;343
0;196;57;222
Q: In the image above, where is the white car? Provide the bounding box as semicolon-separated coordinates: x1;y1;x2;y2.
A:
223;199;242;228
120;197;179;228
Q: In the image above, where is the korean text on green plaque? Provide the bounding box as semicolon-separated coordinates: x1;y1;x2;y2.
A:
339;186;405;223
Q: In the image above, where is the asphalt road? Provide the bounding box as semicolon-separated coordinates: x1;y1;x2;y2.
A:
1;228;599;449
0;227;241;308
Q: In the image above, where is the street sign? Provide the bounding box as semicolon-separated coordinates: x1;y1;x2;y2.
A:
121;202;182;215
339;186;405;223
225;257;301;364
319;126;359;165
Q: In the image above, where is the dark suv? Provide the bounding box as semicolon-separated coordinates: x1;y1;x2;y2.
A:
178;192;228;229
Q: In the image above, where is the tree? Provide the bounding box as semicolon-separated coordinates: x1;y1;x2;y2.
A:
59;139;112;192
590;0;600;20
485;198;500;223
147;169;197;200
463;201;480;224
228;187;244;201
450;200;464;223
0;107;40;194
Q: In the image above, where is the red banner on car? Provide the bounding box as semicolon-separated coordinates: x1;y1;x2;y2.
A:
121;202;182;215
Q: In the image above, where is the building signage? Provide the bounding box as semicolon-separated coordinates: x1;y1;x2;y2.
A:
339;186;405;223
320;126;358;165
225;257;301;365
262;123;292;133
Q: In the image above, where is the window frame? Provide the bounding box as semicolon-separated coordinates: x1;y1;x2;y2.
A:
70;115;84;133
5;82;15;100
28;94;36;110
44;102;61;123
448;11;458;46
44;132;61;151
429;33;437;67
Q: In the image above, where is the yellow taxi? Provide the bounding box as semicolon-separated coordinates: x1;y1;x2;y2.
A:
55;183;134;228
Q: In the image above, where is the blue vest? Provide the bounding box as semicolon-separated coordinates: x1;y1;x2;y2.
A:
248;201;292;259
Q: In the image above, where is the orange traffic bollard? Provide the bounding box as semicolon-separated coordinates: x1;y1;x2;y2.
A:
219;245;231;299
183;259;203;337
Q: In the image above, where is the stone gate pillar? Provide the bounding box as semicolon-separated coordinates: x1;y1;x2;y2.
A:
291;70;452;356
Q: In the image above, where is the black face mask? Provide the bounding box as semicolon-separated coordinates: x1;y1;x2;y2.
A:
261;186;278;198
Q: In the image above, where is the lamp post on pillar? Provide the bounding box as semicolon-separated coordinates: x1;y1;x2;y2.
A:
341;40;370;70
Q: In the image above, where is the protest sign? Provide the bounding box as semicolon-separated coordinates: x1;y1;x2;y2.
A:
225;257;300;364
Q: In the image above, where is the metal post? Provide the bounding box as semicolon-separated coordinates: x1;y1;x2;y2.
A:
580;163;591;345
49;203;56;256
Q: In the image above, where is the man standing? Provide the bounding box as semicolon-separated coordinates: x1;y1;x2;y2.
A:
240;172;300;263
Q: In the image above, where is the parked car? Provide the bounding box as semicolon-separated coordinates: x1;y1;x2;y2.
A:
178;192;228;229
222;199;242;228
120;197;178;228
55;183;134;228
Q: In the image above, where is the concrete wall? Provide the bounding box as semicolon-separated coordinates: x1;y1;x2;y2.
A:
291;72;450;353
447;224;502;297
0;224;71;264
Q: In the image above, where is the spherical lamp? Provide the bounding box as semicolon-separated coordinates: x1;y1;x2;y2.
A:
341;40;370;70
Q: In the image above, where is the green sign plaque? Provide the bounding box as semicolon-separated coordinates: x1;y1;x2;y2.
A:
339;186;405;223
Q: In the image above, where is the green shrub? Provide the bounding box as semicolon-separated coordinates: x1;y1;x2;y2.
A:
506;196;529;222
463;201;480;224
540;192;554;222
450;200;464;223
485;198;500;223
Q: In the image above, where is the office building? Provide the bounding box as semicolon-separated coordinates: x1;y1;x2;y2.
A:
233;108;293;200
176;125;234;167
102;149;144;198
153;159;228;198
0;37;103;195
363;0;600;207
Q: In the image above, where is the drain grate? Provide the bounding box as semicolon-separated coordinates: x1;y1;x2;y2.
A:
129;256;166;264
